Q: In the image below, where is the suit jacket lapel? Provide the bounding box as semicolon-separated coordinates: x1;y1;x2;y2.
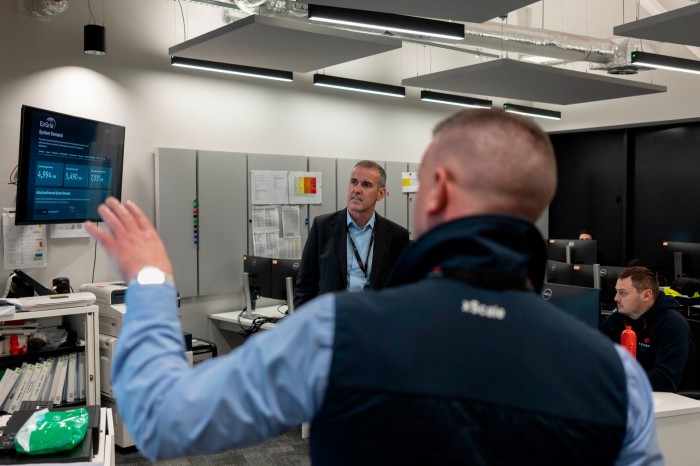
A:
335;209;348;288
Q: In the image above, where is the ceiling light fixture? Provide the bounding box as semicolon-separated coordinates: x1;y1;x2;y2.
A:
630;51;700;75
313;74;405;98
503;103;561;121
420;90;492;109
170;56;294;82
84;24;106;55
307;4;464;41
84;0;105;55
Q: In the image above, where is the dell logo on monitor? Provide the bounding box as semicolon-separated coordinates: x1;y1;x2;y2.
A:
541;288;553;300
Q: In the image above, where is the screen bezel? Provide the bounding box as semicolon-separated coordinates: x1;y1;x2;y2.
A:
15;105;125;225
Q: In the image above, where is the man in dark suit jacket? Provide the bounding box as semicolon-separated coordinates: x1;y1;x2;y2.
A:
294;160;410;308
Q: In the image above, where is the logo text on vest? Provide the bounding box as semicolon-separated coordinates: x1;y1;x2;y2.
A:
461;299;506;320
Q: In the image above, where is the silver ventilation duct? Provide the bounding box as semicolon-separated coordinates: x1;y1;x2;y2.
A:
460;21;659;74
184;0;659;74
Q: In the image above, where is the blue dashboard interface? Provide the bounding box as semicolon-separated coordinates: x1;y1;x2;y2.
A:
16;106;125;224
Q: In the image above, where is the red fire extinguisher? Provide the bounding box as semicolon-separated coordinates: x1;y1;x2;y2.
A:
621;325;637;358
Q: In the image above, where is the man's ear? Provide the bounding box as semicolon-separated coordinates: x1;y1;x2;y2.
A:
424;167;449;216
377;186;387;202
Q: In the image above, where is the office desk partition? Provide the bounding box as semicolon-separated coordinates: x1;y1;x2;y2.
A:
654;392;700;466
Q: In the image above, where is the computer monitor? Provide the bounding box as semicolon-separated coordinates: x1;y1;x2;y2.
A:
569;240;598;264
539;283;600;328
571;264;597;288
243;255;272;310
661;241;700;281
546;260;573;285
15;105;125;225
546;239;570;262
598;265;626;311
270;259;300;301
546;239;598;264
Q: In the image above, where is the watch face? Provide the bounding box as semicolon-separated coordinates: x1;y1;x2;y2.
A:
137;266;165;285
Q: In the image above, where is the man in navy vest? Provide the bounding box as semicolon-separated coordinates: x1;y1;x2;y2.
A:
86;109;662;465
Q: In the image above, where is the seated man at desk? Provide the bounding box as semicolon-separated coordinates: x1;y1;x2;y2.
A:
294;160;410;308
601;266;698;392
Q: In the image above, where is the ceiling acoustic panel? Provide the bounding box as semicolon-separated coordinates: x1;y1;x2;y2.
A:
613;3;700;47
168;15;401;73
308;0;540;23
401;59;667;105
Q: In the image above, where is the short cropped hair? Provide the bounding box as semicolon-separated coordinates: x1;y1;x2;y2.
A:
354;160;386;188
432;109;554;161
427;109;557;222
619;266;659;300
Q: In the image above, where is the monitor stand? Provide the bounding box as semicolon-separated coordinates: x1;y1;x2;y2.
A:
243;272;255;318
285;276;295;314
243;272;293;319
674;251;684;280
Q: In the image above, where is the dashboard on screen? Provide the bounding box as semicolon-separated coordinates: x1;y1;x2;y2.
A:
15;105;125;225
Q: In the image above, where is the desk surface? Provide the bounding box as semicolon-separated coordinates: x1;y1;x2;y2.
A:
653;391;700;418
653;392;700;466
210;305;286;332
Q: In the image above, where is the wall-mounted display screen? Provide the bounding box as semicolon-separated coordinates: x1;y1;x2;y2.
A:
15;105;125;225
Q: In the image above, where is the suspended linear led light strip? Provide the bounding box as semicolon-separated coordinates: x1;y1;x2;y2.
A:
420;90;492;109
503;103;561;121
313;74;405;98
170;56;294;82
630;51;700;75
307;4;464;41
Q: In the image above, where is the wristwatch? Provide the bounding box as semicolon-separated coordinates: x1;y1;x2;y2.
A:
135;266;176;287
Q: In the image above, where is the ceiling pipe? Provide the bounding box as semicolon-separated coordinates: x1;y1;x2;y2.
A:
460;21;658;74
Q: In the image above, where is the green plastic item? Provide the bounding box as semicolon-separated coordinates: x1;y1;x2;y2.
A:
14;408;89;455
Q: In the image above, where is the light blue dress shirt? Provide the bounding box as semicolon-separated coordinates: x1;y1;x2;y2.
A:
113;283;663;465
346;210;375;292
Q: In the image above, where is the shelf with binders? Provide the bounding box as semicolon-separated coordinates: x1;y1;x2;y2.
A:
0;305;99;414
0;345;85;371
